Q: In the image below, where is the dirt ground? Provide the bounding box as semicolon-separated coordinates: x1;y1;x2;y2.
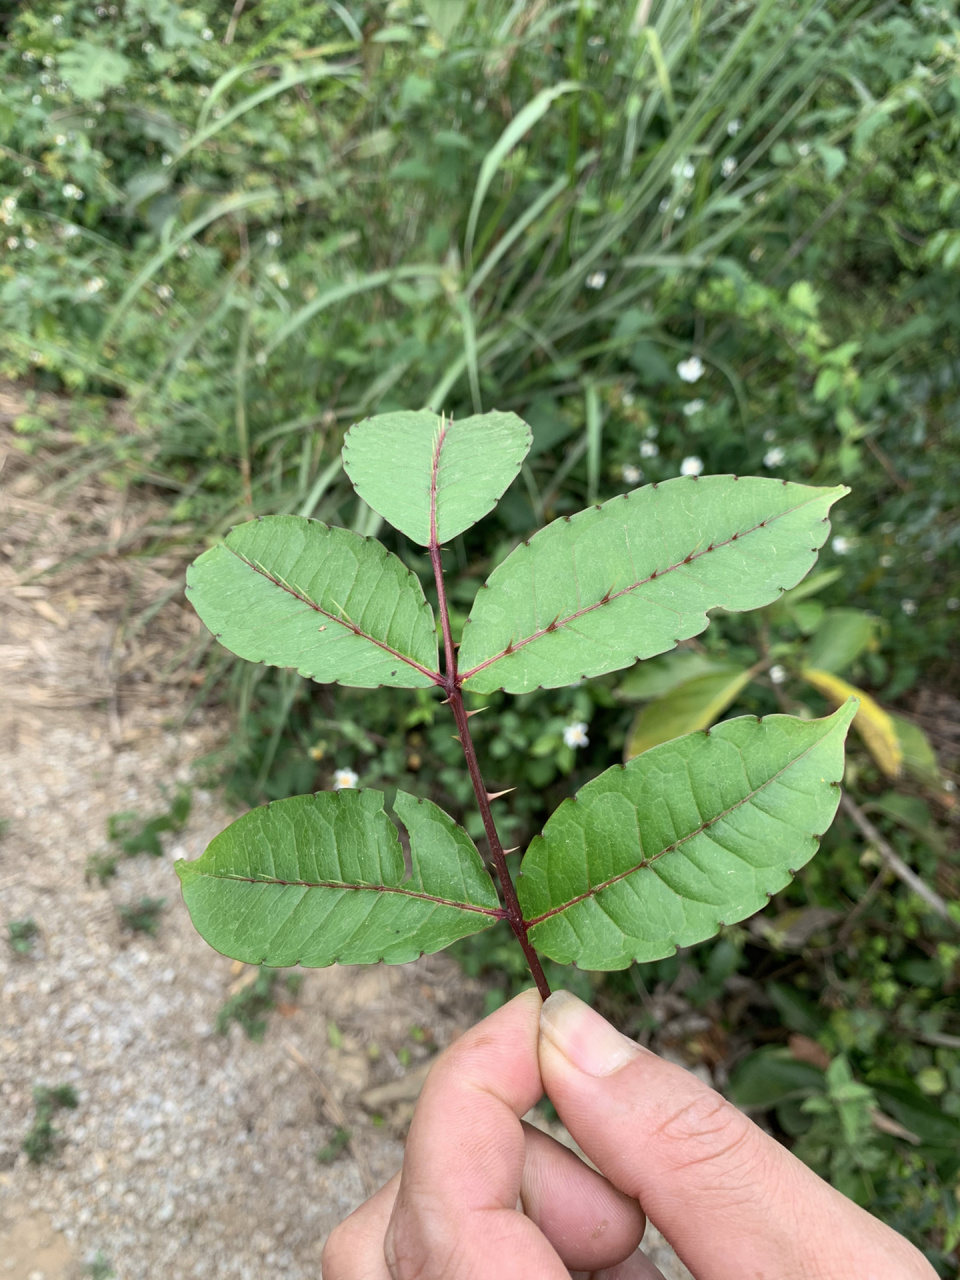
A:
0;393;691;1280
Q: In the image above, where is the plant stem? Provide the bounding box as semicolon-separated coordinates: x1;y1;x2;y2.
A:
429;536;551;1001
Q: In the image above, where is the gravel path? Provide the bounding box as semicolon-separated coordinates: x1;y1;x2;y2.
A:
0;401;691;1280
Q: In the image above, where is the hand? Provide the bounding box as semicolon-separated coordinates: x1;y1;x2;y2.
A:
322;989;937;1280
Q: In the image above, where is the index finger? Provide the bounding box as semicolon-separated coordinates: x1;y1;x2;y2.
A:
385;988;568;1280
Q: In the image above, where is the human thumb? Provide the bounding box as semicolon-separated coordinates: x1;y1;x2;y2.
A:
538;990;935;1280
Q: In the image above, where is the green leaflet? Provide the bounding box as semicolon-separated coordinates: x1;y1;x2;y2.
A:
186;515;439;688
459;476;848;694
342;409;531;547
805;608;874;675
624;665;753;758
175;789;501;967
518;701;857;970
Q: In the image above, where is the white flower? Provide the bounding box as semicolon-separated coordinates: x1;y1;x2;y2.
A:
763;446;786;468
23;236;36;249
640;440;659;459
156;284;173;300
275;273;289;290
585;270;607;290
254;351;267;366
769;664;788;685
677;355;705;383
675;205;685;219
658;198;671;213
671;160;695;180
55;134;67;146
6;236;19;249
622;464;643;485
266;229;282;247
142;41;155;53
563;722;589;749
83;276;105;294
63;223;79;238
900;599;917;616
831;536;850;555
947;597;959;611
202;27;214;40
797;142;811;157
621;391;634;407
62;183;84;199
52;13;63;22
721;156;737;178
879;554;893;568
22;165;35;177
680;455;704;477
177;245;192;259
644;424;659;438
32;94;42;105
727;118;742;136
333;767;359;790
683;399;704;416
161;153;173;166
763;428;777;442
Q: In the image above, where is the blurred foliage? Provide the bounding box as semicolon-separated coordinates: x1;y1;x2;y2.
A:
7;917;40;955
117;895;167;935
22;1084;79;1164
3;0;960;1266
215;966;278;1041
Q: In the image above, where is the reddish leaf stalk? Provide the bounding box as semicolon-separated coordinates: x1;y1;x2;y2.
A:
429;427;550;1000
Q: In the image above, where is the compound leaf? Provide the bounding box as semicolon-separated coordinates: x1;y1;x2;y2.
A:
175;789;501;967
342;409;531;547
459;476;847;694
186;515;439;688
518;701;857;970
624;665;753;759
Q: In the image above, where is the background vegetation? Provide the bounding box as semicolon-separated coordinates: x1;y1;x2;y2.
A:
2;0;958;1269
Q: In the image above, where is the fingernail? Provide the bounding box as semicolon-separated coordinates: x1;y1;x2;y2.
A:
539;990;641;1077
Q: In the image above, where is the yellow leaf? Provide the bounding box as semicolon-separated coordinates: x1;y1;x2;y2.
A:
801;668;901;778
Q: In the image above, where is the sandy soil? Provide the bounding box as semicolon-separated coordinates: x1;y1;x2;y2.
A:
0;395;691;1280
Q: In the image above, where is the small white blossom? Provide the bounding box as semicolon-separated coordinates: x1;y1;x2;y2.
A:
142;41;155;53
156;284;173;300
753;191;768;205
266;229;282;247
769;664;788;685
622;464;643;485
944;779;956;792
677;355;705;383
23;236;36;249
255;351;267;366
55;134;67;146
675;205;686;219
680;455;704;477
671;160;695;180
947;597;959;611
683;399;704;416
6;237;19;249
333;767;359;790
177;244;192;259
763;446;786;468
721;156;737;178
879;554;893;568
161;153;173;166
797;142;811;157
275;273;289;290
53;13;63;23
658;197;671;213
202;27;214;40
585;270;607;290
640;440;659;459
63;223;80;238
563;722;589;750
644;424;659;439
900;599;917;616
32;94;42;105
83;276;105;294
22;50;35;62
831;536;850;555
879;521;895;534
621;391;635;407
727;118;742;136
62;183;84;199
22;165;35;177
763;428;777;442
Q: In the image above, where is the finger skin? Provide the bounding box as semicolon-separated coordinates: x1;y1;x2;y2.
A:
519;1121;645;1271
322;1174;398;1280
384;988;651;1279
540;991;938;1280
320;1122;647;1279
